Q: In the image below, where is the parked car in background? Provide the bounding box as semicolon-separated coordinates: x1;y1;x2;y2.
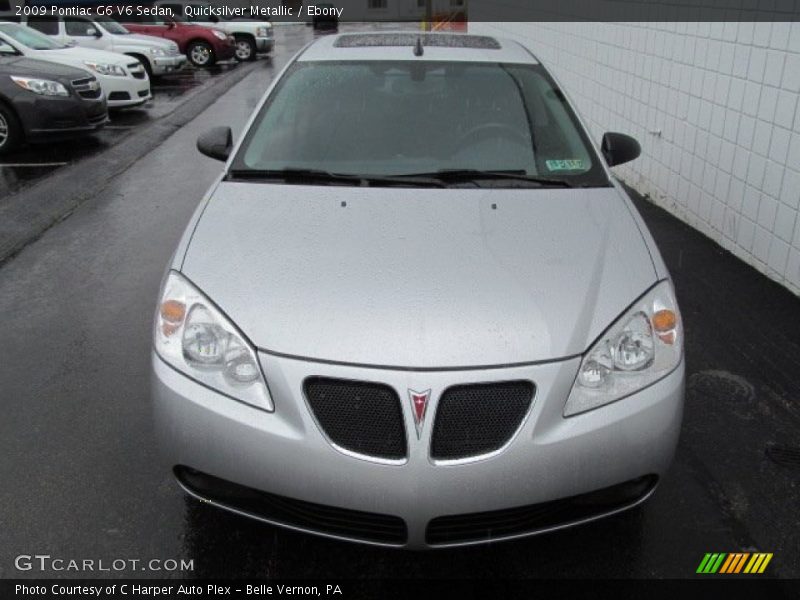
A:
0;22;150;109
0;50;107;154
119;11;234;67
155;0;274;61
21;14;186;78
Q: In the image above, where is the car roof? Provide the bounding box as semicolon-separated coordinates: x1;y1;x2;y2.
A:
298;32;539;65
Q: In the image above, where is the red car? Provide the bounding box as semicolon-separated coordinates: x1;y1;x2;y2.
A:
118;12;235;67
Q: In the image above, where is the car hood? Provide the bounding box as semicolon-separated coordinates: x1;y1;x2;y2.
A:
182;183;657;368
113;33;174;49
0;55;90;80
31;46;130;66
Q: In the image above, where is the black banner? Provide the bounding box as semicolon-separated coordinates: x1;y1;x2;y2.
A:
3;579;800;600
13;0;800;22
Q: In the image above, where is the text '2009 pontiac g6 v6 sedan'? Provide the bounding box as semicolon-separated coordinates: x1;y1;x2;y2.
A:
152;33;684;549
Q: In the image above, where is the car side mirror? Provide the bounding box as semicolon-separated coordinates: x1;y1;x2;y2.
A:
197;126;232;161
166;21;176;29
601;132;641;167
87;27;100;37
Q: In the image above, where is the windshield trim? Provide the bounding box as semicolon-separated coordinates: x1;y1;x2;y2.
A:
229;60;612;189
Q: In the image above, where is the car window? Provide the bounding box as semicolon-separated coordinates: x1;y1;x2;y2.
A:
121;12;156;24
185;4;218;23
27;16;60;36
65;17;97;37
93;16;130;35
160;3;184;17
234;61;608;186
0;23;65;49
0;39;15;54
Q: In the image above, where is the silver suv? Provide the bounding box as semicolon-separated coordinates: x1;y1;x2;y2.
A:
23;14;186;77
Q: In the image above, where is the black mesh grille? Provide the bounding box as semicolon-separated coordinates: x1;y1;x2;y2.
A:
304;377;407;460
431;381;534;460
426;475;658;545
176;467;407;545
71;77;101;99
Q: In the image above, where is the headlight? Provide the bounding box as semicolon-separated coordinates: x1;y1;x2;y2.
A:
10;76;69;97
212;30;227;40
83;62;127;77
154;271;273;411
257;26;270;37
149;47;166;56
564;280;682;417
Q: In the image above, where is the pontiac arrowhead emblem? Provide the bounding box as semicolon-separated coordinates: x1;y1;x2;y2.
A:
408;389;431;439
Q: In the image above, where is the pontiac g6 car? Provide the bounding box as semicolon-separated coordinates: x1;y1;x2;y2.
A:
153;33;684;549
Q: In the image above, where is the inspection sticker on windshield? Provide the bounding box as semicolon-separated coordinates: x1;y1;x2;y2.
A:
546;159;585;171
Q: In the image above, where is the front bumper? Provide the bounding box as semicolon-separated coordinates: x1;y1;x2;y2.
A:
152;54;187;75
103;75;151;108
153;353;684;549
255;37;274;53
18;94;107;142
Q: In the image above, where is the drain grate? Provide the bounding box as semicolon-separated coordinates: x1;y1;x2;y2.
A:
765;444;800;469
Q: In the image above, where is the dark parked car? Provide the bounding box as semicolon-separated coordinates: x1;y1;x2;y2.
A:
0;48;107;154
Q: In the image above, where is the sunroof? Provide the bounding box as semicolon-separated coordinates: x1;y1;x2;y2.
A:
333;34;502;50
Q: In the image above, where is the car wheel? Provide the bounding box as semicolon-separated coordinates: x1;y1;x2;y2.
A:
234;35;257;62
0;103;22;155
188;41;215;67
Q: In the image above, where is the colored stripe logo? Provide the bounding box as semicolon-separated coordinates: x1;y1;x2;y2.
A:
696;553;773;574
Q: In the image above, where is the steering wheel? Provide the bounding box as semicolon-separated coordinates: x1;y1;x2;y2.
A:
457;123;530;147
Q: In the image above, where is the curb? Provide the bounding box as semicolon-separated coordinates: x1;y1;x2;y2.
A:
0;59;263;266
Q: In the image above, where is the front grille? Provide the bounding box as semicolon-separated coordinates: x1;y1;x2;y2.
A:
108;91;131;101
176;467;407;545
304;377;407;461
431;381;534;461
426;475;658;545
128;63;146;79
71;76;101;99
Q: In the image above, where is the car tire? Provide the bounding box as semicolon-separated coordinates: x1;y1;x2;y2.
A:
0;103;22;156
187;41;216;67
130;54;153;80
234;35;257;62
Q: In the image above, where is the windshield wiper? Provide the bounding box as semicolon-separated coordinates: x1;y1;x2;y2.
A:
397;169;576;188
227;168;447;188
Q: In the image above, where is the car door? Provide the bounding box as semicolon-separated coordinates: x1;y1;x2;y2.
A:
64;17;106;51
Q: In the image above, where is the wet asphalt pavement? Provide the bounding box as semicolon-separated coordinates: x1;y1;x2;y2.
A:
1;24;799;581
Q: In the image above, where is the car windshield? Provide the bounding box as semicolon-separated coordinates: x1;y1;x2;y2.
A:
232;60;609;187
94;16;131;35
0;23;65;50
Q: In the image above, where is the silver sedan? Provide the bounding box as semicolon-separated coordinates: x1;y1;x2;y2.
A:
152;32;684;549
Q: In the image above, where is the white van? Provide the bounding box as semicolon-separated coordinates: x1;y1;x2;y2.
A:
22;14;186;77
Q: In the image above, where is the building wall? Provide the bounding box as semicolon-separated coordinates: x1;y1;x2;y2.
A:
471;21;800;296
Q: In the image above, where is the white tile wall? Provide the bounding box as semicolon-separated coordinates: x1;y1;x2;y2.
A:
471;22;800;296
